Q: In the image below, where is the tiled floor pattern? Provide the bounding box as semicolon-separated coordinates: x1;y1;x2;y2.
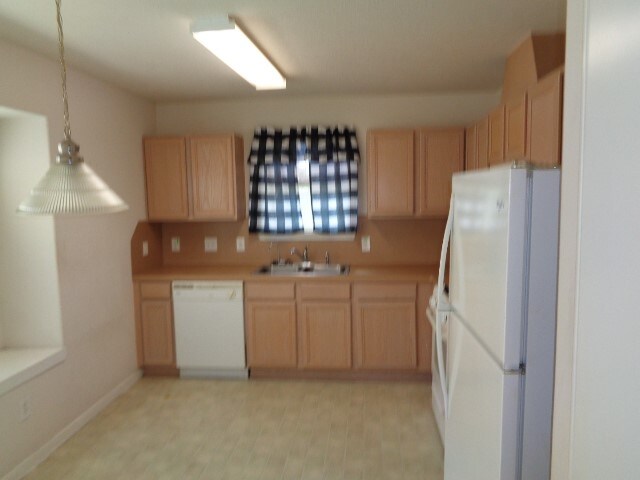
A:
25;378;443;480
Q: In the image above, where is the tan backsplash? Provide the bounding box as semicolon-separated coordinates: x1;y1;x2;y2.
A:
131;217;445;271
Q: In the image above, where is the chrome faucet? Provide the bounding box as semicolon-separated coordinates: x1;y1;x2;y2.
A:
290;245;309;262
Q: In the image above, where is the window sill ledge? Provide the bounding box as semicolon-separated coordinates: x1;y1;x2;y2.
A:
0;347;66;397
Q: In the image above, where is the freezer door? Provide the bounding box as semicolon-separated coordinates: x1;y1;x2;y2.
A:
449;166;529;370
444;312;521;480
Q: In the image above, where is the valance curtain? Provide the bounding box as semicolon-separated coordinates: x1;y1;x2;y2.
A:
247;126;360;234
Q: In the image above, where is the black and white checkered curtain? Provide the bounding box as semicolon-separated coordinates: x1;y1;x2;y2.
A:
248;126;359;234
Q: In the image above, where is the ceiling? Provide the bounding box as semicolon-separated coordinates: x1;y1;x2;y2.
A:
0;0;566;102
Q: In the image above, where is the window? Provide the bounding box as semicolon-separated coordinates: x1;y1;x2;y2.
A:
0;107;65;395
247;126;359;235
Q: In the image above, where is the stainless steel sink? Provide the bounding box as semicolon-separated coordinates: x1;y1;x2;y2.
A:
254;262;350;276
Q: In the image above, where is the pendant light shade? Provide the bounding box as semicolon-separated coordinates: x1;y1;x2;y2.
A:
17;0;128;216
17;140;128;215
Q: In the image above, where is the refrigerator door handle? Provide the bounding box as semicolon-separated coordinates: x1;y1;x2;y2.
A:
437;196;453;306
435;310;449;418
435;196;454;418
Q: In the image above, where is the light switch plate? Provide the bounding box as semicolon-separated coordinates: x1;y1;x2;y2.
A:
361;235;371;253
236;236;246;252
204;236;218;253
142;241;149;257
171;237;180;253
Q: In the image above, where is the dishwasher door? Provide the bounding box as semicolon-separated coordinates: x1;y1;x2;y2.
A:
172;281;247;378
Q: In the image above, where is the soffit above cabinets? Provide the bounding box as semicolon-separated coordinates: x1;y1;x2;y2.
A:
0;0;566;101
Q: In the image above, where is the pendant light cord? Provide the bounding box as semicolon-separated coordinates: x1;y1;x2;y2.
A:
56;0;71;141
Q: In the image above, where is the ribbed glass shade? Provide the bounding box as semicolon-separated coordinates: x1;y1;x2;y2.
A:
17;161;128;215
18;137;128;215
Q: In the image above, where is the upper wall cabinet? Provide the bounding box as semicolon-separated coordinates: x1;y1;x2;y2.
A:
416;128;464;216
527;68;564;166
367;127;464;219
367;129;415;218
505;94;528;160
143;134;245;221
488;105;506;166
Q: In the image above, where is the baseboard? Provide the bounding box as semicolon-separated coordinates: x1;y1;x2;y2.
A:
2;369;142;480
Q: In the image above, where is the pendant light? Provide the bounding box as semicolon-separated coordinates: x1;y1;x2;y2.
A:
17;0;128;215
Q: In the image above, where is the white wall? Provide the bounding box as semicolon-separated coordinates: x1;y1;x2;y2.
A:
0;40;155;478
552;0;640;478
0;113;62;348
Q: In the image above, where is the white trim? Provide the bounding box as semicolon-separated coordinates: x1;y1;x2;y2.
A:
0;348;66;397
2;369;142;480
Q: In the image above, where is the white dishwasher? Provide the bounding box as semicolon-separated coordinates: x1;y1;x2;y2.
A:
172;281;247;379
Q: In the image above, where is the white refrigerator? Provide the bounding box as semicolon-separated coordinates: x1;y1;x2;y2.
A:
434;164;560;480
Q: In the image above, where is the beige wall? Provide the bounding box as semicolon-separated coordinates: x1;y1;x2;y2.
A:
0;40;155;478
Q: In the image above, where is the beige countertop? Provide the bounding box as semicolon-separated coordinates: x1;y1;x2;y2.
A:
132;264;439;283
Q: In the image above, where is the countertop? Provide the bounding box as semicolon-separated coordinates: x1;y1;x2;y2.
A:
132;264;439;283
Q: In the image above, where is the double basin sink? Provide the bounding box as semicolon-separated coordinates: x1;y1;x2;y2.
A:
254;261;349;277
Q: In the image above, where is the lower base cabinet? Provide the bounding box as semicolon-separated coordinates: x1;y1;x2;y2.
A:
353;283;417;369
245;280;430;377
134;281;177;375
298;283;351;369
244;282;297;368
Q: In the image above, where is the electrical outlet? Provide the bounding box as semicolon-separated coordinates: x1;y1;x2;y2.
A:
142;241;149;257
171;237;180;253
361;235;371;253
19;395;32;422
204;236;218;253
236;236;245;252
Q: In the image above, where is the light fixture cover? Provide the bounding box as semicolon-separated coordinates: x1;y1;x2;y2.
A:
17;139;128;215
191;16;286;90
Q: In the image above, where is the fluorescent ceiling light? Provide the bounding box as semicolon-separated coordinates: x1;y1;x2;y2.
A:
191;16;286;90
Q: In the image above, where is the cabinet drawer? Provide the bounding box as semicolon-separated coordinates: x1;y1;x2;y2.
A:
297;283;350;300
245;282;295;300
353;283;416;301
140;282;171;299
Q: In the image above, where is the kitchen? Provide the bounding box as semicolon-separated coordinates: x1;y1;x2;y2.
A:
1;1;639;479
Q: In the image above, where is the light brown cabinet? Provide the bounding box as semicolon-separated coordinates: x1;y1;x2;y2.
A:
477;117;490;169
143;137;189;220
367;127;464;219
465;125;478;171
143;134;245;221
527;69;564;166
505;94;528;160
244;282;297;368
488;105;506;165
297;283;351;369
134;281;177;375
367;129;415;218
416;128;464;216
353;283;417;370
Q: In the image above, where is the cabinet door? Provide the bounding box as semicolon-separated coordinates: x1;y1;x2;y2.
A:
465;125;478;171
354;300;417;369
527;69;564;166
143;137;189;220
189;135;241;220
140;300;175;366
367;129;415;218
488;105;506;165
505;94;527;160
298;301;351;369
245;301;297;368
416;128;464;216
477;117;489;169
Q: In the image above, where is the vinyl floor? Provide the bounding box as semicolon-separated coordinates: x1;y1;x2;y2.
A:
24;377;444;480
